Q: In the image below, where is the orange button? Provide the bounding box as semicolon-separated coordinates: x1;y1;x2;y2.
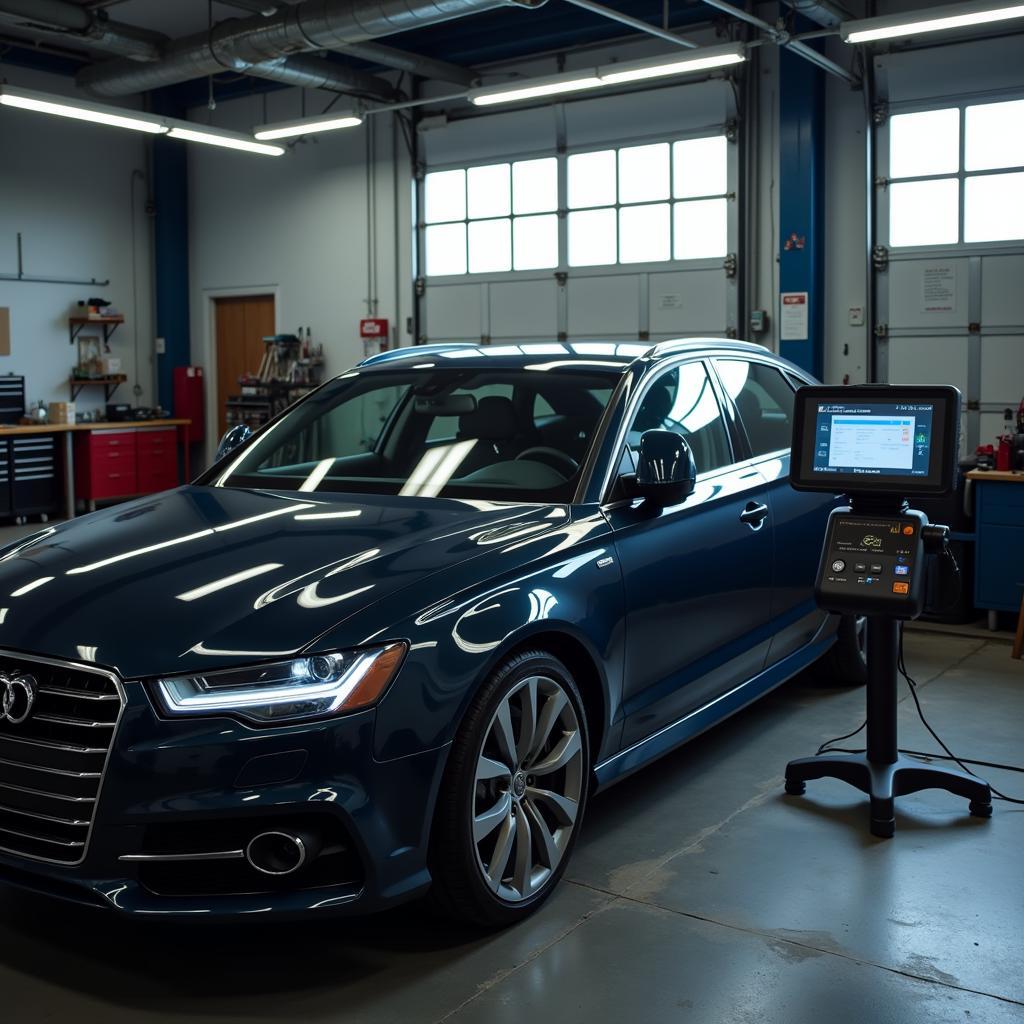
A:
892;581;910;594
902;525;914;535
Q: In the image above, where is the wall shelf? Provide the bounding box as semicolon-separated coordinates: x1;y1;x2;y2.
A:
69;315;124;346
69;375;127;402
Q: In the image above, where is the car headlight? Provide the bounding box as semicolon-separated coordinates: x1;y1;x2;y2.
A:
153;643;407;724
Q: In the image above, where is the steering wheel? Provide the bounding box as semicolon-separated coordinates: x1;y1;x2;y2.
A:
515;446;579;477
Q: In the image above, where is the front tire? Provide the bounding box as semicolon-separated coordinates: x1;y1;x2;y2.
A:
429;650;590;927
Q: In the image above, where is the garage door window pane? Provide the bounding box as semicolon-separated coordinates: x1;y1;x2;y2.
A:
425;222;467;276
619;143;670;204
568;149;616;208
619;204;670;263
673;136;727;198
468;218;512;273
889;108;959;179
513;158;557;214
568;208;617;267
674;198;727;259
965;99;1024;171
889;178;959;247
425;169;465;223
467;163;510;219
513;214;558;269
964;172;1024;243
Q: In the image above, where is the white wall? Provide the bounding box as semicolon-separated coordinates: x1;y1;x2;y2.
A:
0;65;155;416
186;85;413;453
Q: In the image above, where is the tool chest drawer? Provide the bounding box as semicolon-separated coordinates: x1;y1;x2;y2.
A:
75;427;179;503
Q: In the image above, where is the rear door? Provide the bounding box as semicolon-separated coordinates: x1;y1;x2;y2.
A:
712;358;834;666
603;358;774;747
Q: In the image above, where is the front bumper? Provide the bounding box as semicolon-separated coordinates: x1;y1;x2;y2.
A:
0;681;450;918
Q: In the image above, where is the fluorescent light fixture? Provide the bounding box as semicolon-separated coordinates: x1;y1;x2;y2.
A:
841;2;1024;43
0;84;168;134
167;124;285;156
469;73;604;106
254;111;363;140
468;43;746;106
598;43;746;85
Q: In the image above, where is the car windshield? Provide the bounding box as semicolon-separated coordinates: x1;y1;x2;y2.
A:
211;367;621;502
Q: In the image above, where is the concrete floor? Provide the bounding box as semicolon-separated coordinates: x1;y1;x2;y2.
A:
0;517;1021;1021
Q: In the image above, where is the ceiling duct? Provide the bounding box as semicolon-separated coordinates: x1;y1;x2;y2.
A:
0;0;166;61
782;1;854;29
79;0;540;97
239;53;399;99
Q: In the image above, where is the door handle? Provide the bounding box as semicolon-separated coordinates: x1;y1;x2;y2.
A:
740;502;769;530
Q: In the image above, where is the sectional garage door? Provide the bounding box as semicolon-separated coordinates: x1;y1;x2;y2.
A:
416;80;740;347
874;40;1024;451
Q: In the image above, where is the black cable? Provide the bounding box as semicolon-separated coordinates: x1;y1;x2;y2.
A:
898;628;1024;804
814;745;1024;776
816;718;866;756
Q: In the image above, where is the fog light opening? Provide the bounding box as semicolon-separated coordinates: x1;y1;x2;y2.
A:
245;830;319;876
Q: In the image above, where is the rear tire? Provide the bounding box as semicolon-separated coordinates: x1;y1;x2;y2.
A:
813;614;867;687
428;650;590;928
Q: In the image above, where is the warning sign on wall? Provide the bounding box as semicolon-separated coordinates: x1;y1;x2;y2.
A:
780;292;809;341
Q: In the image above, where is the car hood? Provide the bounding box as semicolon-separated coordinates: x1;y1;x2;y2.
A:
0;486;565;679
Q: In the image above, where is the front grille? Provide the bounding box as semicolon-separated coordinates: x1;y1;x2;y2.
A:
0;652;123;865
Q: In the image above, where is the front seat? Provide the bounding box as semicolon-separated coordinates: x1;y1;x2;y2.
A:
456;395;520;473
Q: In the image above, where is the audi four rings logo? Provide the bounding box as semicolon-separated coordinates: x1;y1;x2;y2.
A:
0;672;39;725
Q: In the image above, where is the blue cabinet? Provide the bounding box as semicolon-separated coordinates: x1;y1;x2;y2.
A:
971;473;1024;622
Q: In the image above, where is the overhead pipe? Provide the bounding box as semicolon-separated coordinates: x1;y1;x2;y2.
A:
78;0;542;97
698;0;858;84
220;53;399;100
0;0;166;61
561;0;699;49
783;1;853;30
333;41;478;86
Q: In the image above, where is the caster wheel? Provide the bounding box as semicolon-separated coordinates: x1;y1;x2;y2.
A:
870;818;895;838
969;800;993;818
784;779;805;796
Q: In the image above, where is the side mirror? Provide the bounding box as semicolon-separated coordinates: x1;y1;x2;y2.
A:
215;424;253;462
634;429;696;506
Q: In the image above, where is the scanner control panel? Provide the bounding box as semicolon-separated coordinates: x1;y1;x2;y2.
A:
815;509;928;619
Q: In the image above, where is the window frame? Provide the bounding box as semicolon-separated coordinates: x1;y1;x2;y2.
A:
884;93;1024;252
419;128;735;283
600;356;738;504
711;357;799;462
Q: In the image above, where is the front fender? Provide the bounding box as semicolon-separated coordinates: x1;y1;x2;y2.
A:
365;528;627;762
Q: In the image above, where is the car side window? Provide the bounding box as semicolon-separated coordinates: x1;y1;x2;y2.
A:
621;362;733;476
715;360;796;457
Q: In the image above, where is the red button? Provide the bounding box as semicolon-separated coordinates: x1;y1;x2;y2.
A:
893;582;910;594
902;526;914;535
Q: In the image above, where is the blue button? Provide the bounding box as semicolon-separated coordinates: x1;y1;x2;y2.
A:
897;555;908;564
894;564;910;576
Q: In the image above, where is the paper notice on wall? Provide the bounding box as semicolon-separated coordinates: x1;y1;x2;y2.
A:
780;292;809;341
921;265;956;313
657;293;683;311
0;307;9;356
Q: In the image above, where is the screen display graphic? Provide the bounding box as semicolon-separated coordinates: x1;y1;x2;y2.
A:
811;402;934;479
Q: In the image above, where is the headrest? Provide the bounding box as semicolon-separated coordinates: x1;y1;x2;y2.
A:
459;395;518;441
634;383;673;432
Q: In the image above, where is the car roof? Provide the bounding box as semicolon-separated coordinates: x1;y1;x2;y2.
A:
354;339;808;377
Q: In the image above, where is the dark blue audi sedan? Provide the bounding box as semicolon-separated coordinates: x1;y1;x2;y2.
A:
0;339;863;926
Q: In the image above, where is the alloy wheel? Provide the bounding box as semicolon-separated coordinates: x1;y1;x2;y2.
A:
471;674;584;903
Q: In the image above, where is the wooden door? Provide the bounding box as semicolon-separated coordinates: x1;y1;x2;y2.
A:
214;294;275;435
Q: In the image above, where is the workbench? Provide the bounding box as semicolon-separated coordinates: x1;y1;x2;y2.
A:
0;419;191;522
965;469;1024;630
